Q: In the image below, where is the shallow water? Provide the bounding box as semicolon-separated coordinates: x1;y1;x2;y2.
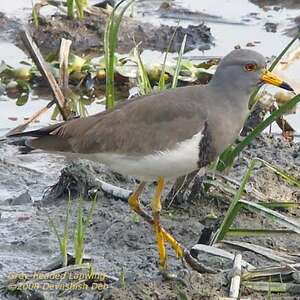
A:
137;0;300;136
0;0;299;137
0;3;300;297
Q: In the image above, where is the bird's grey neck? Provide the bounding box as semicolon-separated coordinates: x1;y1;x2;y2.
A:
208;75;252;114
207;75;251;138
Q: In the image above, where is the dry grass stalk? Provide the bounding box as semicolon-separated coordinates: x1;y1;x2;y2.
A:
59;38;72;97
229;253;242;299
20;29;68;119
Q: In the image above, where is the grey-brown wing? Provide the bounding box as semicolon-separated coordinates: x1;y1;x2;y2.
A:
27;86;208;156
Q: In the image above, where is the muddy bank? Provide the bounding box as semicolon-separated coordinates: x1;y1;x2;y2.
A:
249;0;300;9
0;12;21;42
0;2;212;56
285;15;300;37
0;134;299;299
158;3;244;25
27;9;212;55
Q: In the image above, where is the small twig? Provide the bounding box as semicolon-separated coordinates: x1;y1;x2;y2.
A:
191;244;254;270
229;253;242;299
95;179;132;200
6;100;55;136
269;104;295;141
165;170;199;208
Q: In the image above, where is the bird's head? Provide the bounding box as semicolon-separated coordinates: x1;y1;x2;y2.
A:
211;49;294;95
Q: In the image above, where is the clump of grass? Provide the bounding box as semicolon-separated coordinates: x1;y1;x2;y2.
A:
33;0;88;20
47;193;97;267
67;0;75;19
171;34;187;89
74;195;97;265
119;268;126;288
158;25;179;90
134;45;152;95
47;193;72;267
104;2;187;106
66;0;88;19
134;33;187;95
75;0;88;19
104;0;135;109
213;158;300;243
31;5;39;28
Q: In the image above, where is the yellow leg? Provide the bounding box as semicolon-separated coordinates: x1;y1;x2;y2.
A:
128;182;146;213
128;180;208;272
150;177;167;269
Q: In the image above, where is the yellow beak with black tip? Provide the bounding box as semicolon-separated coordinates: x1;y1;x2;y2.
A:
261;70;294;91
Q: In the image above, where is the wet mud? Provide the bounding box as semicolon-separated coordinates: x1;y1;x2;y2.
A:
0;134;299;299
0;1;300;299
27;11;212;55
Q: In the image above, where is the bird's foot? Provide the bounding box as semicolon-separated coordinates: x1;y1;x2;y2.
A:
160;228;184;258
127;180;216;274
160;228;216;274
153;215;167;270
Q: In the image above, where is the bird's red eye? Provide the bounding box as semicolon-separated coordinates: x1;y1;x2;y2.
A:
244;63;257;72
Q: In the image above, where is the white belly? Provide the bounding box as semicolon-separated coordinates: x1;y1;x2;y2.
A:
86;131;202;181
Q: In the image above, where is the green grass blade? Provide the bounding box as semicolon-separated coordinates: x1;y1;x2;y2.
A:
227;228;295;237
61;193;72;266
47;211;69;266
172;34;187;89
73;195;96;265
48;216;63;254
255;158;300;187
158;25;178;90
104;0;135;109
75;0;88;19
104;14;115;109
82;194;97;238
32;5;39;28
104;7;116;109
134;46;152;95
67;0;75;19
74;197;84;265
214;157;300;242
86;194;97;225
258;202;299;209
241;199;300;234
243;281;300;293
213;159;256;242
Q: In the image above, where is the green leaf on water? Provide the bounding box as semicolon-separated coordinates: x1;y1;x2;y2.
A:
16;93;29;106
